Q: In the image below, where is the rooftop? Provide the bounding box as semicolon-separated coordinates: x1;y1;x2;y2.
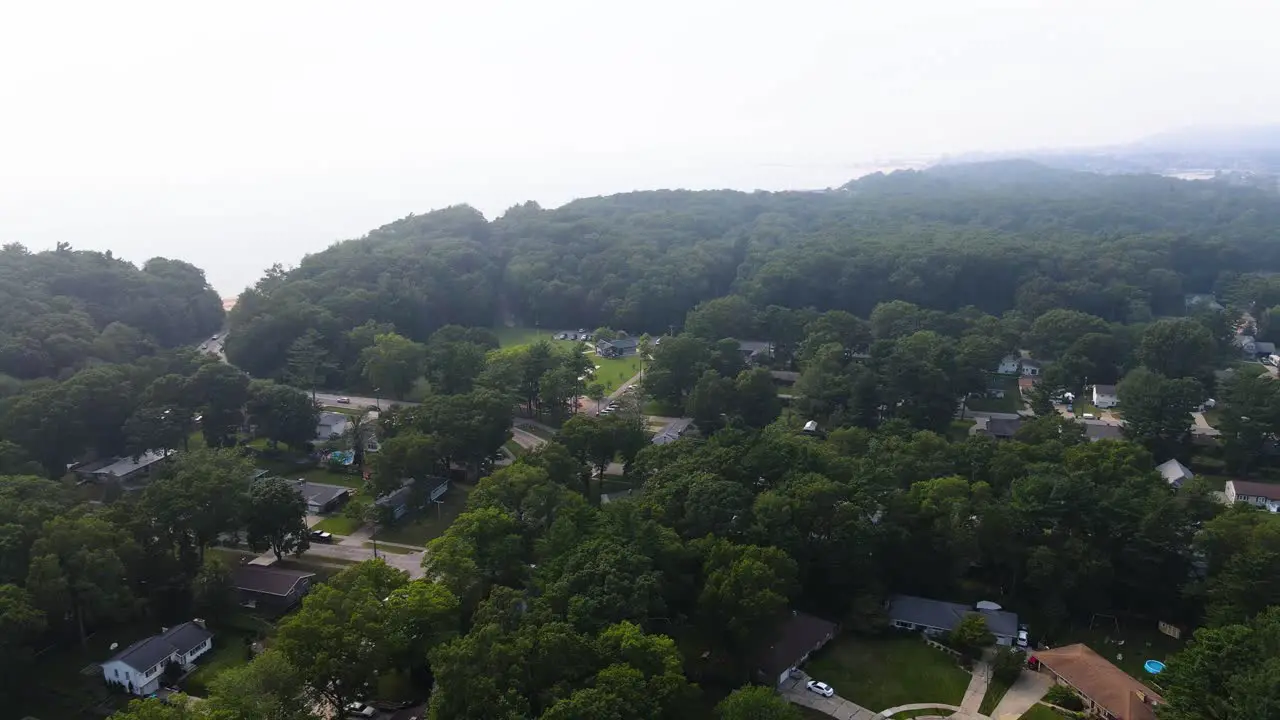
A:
1156;459;1194;488
652;417;693;445
294;481;351;507
984;418;1023;438
1092;384;1118;395
91;450;173;478
887;594;1019;637
1083;422;1125;442
737;340;773;354
1229;479;1280;500
232;565;315;597
755;611;838;679
105;621;212;673
1032;644;1162;720
603;336;639;349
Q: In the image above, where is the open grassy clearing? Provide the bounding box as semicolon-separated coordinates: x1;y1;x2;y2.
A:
965;374;1021;413
591;355;642;394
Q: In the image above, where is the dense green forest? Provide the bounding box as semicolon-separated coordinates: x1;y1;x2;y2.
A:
0;243;224;382
226;161;1280;384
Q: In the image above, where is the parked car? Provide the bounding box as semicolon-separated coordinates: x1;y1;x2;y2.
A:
336;397;351;404
806;680;835;697
1081;413;1096;420
309;530;333;543
1016;625;1029;648
346;701;376;718
555;333;566;340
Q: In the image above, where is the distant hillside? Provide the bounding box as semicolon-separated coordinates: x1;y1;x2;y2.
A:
225;161;1280;382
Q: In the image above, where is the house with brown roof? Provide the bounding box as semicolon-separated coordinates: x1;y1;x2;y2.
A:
1224;479;1280;512
1030;643;1162;720
753;611;839;687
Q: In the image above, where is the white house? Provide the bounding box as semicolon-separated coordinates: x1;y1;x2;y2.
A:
1020;360;1042;377
101;621;213;696
996;355;1021;375
1091;384;1119;409
1157;459;1194;489
1225;480;1280;512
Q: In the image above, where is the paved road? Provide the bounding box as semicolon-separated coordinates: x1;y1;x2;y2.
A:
315;392;405;409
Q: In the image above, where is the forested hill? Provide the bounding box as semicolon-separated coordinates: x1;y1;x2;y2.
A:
0;244;224;381
227;161;1280;380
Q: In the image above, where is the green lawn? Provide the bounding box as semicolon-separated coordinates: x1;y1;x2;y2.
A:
312;514;362;535
1202;406;1224;429
182;632;253;695
1020;704;1067;720
965;374;1021;413
591;355;642;394
804;634;970;712
372;482;474;546
948;419;977;442
1043;618;1184;683
284;466;366;489
978;676;1013;716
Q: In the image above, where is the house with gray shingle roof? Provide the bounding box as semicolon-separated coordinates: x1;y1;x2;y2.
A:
887;594;1020;646
101;620;213;696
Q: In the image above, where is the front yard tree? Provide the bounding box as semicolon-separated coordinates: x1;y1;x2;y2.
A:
204;649;320;720
246;476;310;560
1160;606;1280;720
25;515;137;647
735;367;783;428
143;448;254;564
1117;367;1201;456
359;331;426;399
645;335;712;406
190;362;251;448
285;328;334;403
948;612;995;658
695;538;798;655
0;583;46;705
1137;317;1217;381
275;560;410;715
247;380;320;449
1217;370;1280;474
191;556;235;619
715;685;802;720
424;508;526;612
370;430;441;496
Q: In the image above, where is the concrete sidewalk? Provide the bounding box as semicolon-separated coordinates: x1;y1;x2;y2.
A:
989;669;1052;720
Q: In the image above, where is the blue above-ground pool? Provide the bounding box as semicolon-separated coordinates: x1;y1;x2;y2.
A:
1144;660;1166;674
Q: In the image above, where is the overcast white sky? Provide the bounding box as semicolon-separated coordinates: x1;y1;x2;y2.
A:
2;0;1278;294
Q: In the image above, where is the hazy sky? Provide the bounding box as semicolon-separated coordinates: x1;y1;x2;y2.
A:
3;0;1277;295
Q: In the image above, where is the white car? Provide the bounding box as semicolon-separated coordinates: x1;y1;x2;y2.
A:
1017;626;1030;648
806;680;835;697
345;702;376;718
336;397;351;404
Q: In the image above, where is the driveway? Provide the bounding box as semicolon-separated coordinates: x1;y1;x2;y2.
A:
988;669;1052;720
780;672;879;720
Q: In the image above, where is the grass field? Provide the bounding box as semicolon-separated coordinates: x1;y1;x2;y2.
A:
979;675;1013;716
804;634;970;712
1020;704;1066;720
591;355;642;393
948;419;977;441
965;374;1021;413
182;632;253;695
312;513;362;535
1043;617;1184;683
372;482;474;546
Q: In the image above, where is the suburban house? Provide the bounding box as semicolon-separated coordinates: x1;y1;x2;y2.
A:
1157;459;1195;489
1091;384;1119;409
1225;480;1280;511
1185;293;1224;311
977;417;1023;440
996;355;1021;375
600;488;634;504
985;386;1006;399
83;450;174;484
596;337;639;358
737;340;774;364
1083;422;1125;442
652;417;693;445
771;370;800;385
376;476;450;521
232;565;316;611
1020;360;1042;377
753;611;839;687
294;480;351;514
315;412;350;442
1030;644;1163;720
1234;335;1277;358
887;594;1020;646
101;620;213;696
